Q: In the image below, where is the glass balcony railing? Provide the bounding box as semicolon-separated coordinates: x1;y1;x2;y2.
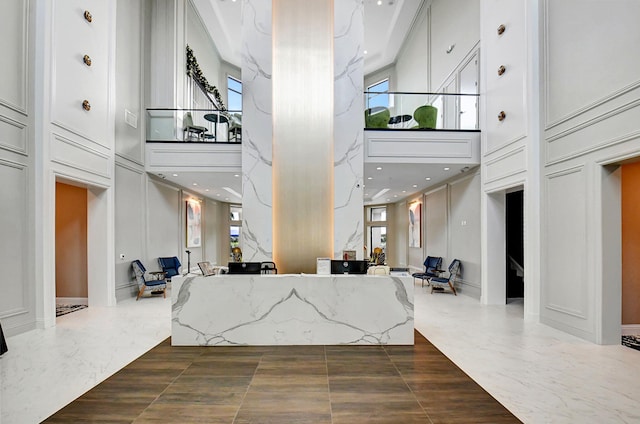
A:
146;108;242;143
364;91;479;131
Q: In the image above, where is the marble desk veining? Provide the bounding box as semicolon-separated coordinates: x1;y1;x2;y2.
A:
171;274;414;346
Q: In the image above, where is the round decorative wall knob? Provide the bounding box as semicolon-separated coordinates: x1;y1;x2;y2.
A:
497;24;506;35
498;65;506;76
84;10;93;23
83;55;92;66
82;100;91;111
498;111;506;121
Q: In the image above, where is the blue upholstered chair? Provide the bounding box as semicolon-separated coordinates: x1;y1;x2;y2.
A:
412;256;443;287
131;260;167;300
429;259;462;295
158;256;182;280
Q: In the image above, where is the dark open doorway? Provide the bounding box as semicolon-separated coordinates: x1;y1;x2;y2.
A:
506;190;524;300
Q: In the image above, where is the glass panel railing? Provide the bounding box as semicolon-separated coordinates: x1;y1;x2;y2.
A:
146;109;242;143
363;92;479;131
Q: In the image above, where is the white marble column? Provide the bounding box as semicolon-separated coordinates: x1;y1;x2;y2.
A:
334;0;365;259
241;0;273;262
241;0;365;264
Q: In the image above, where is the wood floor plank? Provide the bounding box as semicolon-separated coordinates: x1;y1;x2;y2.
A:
44;332;522;423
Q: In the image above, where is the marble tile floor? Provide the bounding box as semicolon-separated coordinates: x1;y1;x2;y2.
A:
2;285;640;423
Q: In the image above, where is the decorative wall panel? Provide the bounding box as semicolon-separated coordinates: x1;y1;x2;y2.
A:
544;0;640;128
0;160;29;319
51;0;111;148
482;0;527;154
114;163;145;297
0;0;29;114
0;116;28;155
543;167;592;332
485;146;526;183
50;134;111;179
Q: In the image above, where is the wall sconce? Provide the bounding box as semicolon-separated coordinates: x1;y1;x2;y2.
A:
446;44;455;54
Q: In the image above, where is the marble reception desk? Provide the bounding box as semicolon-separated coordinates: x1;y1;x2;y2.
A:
171;274;414;346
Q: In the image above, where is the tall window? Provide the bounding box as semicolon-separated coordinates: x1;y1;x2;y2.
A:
367;206;387;260
366;78;389;110
230;205;242;258
227;76;242;112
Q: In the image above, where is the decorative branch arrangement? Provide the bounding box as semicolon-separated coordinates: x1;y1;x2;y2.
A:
186;45;226;111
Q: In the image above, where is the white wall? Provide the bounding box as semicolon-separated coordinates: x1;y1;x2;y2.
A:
115;0;144;164
395;4;428;93
479;0;540;321
429;0;480;91
186;1;222;93
418;171;482;298
0;0;32;336
540;0;640;343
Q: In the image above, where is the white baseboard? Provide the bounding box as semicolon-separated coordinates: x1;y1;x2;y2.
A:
622;324;640;335
56;297;88;306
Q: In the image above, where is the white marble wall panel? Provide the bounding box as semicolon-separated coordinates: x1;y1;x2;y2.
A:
334;0;364;260
172;274;414;345
241;0;273;262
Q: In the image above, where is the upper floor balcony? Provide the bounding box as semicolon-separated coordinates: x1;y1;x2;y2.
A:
363;91;480;166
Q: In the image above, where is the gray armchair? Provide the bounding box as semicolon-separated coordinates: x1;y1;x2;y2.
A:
131;260;167;300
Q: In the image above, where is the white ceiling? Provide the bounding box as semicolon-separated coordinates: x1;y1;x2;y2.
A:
177;0;450;206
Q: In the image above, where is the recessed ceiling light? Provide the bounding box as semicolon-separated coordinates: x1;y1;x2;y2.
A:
412;184;418;188
225;197;230;201
393;195;398;197
367;177;373;180
376;166;382;170
192;183;198;186
386;198;391;201
377;0;382;5
425;177;431;181
234;174;240;177
216;193;221;196
444;167;450;171
172;174;178;177
402;190;406;193
205;189;210;192
364;50;368;55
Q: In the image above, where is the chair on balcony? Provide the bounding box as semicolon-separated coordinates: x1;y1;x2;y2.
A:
428;259;462;295
228;113;242;142
413;105;438;129
183;112;208;141
364;107;390;129
158;256;182;280
131;260;167;300
412;256;443;287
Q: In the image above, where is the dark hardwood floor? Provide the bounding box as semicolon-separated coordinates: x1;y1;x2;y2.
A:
44;331;521;423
